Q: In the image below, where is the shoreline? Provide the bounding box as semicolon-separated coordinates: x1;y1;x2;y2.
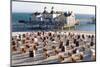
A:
12;30;95;36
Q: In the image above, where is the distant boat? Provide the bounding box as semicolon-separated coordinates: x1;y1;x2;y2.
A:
19;20;26;23
87;17;96;24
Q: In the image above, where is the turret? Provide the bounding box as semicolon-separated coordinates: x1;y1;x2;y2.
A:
50;6;54;14
43;7;48;14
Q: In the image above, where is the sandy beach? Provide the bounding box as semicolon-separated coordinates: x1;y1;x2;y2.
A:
11;30;96;66
12;30;95;36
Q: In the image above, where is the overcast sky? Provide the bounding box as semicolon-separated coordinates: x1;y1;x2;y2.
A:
12;1;95;14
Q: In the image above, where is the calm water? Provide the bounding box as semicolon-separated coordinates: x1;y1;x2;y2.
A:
12;13;96;32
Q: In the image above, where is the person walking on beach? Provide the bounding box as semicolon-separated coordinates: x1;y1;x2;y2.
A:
61;45;65;52
12;41;17;51
29;50;34;58
34;36;38;44
75;41;79;47
29;46;34;62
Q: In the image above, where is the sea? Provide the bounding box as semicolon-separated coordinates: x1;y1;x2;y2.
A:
12;13;96;32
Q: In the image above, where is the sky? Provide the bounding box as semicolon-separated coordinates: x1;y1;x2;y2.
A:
12;1;95;15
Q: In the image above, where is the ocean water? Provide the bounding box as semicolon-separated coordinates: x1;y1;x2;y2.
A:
12;13;96;32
